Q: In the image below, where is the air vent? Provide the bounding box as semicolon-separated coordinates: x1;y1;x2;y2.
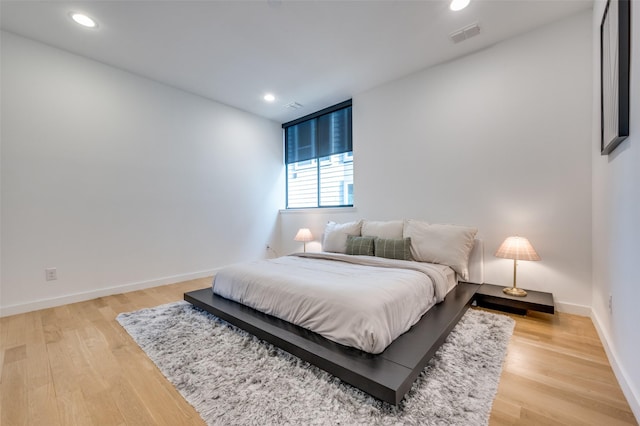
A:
285;102;303;109
450;22;480;44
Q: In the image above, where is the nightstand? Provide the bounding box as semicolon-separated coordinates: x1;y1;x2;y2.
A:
473;283;554;315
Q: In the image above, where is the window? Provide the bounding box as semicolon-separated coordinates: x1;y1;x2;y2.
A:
284;100;353;209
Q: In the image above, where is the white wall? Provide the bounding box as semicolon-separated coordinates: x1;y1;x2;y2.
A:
280;11;593;313
0;32;284;316
591;1;640;418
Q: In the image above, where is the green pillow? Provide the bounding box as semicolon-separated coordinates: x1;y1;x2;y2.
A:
345;235;375;256
375;237;411;260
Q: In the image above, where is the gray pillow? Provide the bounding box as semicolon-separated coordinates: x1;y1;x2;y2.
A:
346;235;375;256
374;237;411;260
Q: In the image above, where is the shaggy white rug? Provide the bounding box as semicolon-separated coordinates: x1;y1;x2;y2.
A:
117;301;514;426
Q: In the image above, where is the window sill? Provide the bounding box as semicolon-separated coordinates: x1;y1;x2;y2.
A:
279;207;358;215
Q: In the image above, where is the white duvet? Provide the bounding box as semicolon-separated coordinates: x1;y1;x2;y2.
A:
213;253;450;354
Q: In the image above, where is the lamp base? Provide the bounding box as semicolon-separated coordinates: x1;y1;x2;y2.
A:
503;287;527;297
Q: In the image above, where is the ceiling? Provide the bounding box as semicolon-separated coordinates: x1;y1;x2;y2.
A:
0;0;592;123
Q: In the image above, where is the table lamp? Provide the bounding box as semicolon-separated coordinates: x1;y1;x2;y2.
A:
494;236;540;297
294;228;313;252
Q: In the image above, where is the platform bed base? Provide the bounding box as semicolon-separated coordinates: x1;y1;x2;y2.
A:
184;282;479;405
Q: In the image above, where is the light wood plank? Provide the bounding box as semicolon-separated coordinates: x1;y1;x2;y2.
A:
488;309;637;425
0;278;636;425
1;352;28;425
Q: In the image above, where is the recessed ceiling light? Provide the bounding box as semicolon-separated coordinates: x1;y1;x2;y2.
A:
450;0;470;11
70;13;97;28
263;93;276;102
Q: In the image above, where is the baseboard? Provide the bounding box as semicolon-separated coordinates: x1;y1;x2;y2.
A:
591;310;640;422
555;300;591;316
0;268;219;318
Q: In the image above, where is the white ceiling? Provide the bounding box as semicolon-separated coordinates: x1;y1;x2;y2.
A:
0;0;592;123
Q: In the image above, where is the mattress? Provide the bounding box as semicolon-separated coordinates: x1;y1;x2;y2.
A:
212;252;452;354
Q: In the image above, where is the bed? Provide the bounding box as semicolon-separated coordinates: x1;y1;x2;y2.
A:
185;220;483;405
213;252;456;354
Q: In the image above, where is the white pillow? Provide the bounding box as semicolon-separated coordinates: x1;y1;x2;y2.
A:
361;220;404;239
403;220;478;280
323;220;363;253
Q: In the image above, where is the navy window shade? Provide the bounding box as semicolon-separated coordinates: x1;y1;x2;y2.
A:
285;102;352;164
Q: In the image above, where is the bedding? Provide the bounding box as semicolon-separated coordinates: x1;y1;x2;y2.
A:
403;220;478;280
345;235;375;256
374;237;412;260
432;262;457;294
322;220;362;253
361;220;404;239
212;252;451;354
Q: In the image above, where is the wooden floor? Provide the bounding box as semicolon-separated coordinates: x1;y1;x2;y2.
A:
1;279;637;426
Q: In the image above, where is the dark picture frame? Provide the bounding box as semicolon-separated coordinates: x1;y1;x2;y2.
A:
600;0;630;155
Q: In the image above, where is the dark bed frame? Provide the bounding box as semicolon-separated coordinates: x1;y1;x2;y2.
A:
184;282;479;405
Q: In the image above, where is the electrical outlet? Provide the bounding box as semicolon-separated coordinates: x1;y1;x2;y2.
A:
45;267;57;281
608;294;613;314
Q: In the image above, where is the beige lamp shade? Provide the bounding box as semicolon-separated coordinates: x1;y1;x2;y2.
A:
494;236;540;261
294;228;313;242
495;236;540;297
294;228;313;253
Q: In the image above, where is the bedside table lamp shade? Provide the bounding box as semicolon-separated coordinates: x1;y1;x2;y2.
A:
495;236;540;297
294;228;313;252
